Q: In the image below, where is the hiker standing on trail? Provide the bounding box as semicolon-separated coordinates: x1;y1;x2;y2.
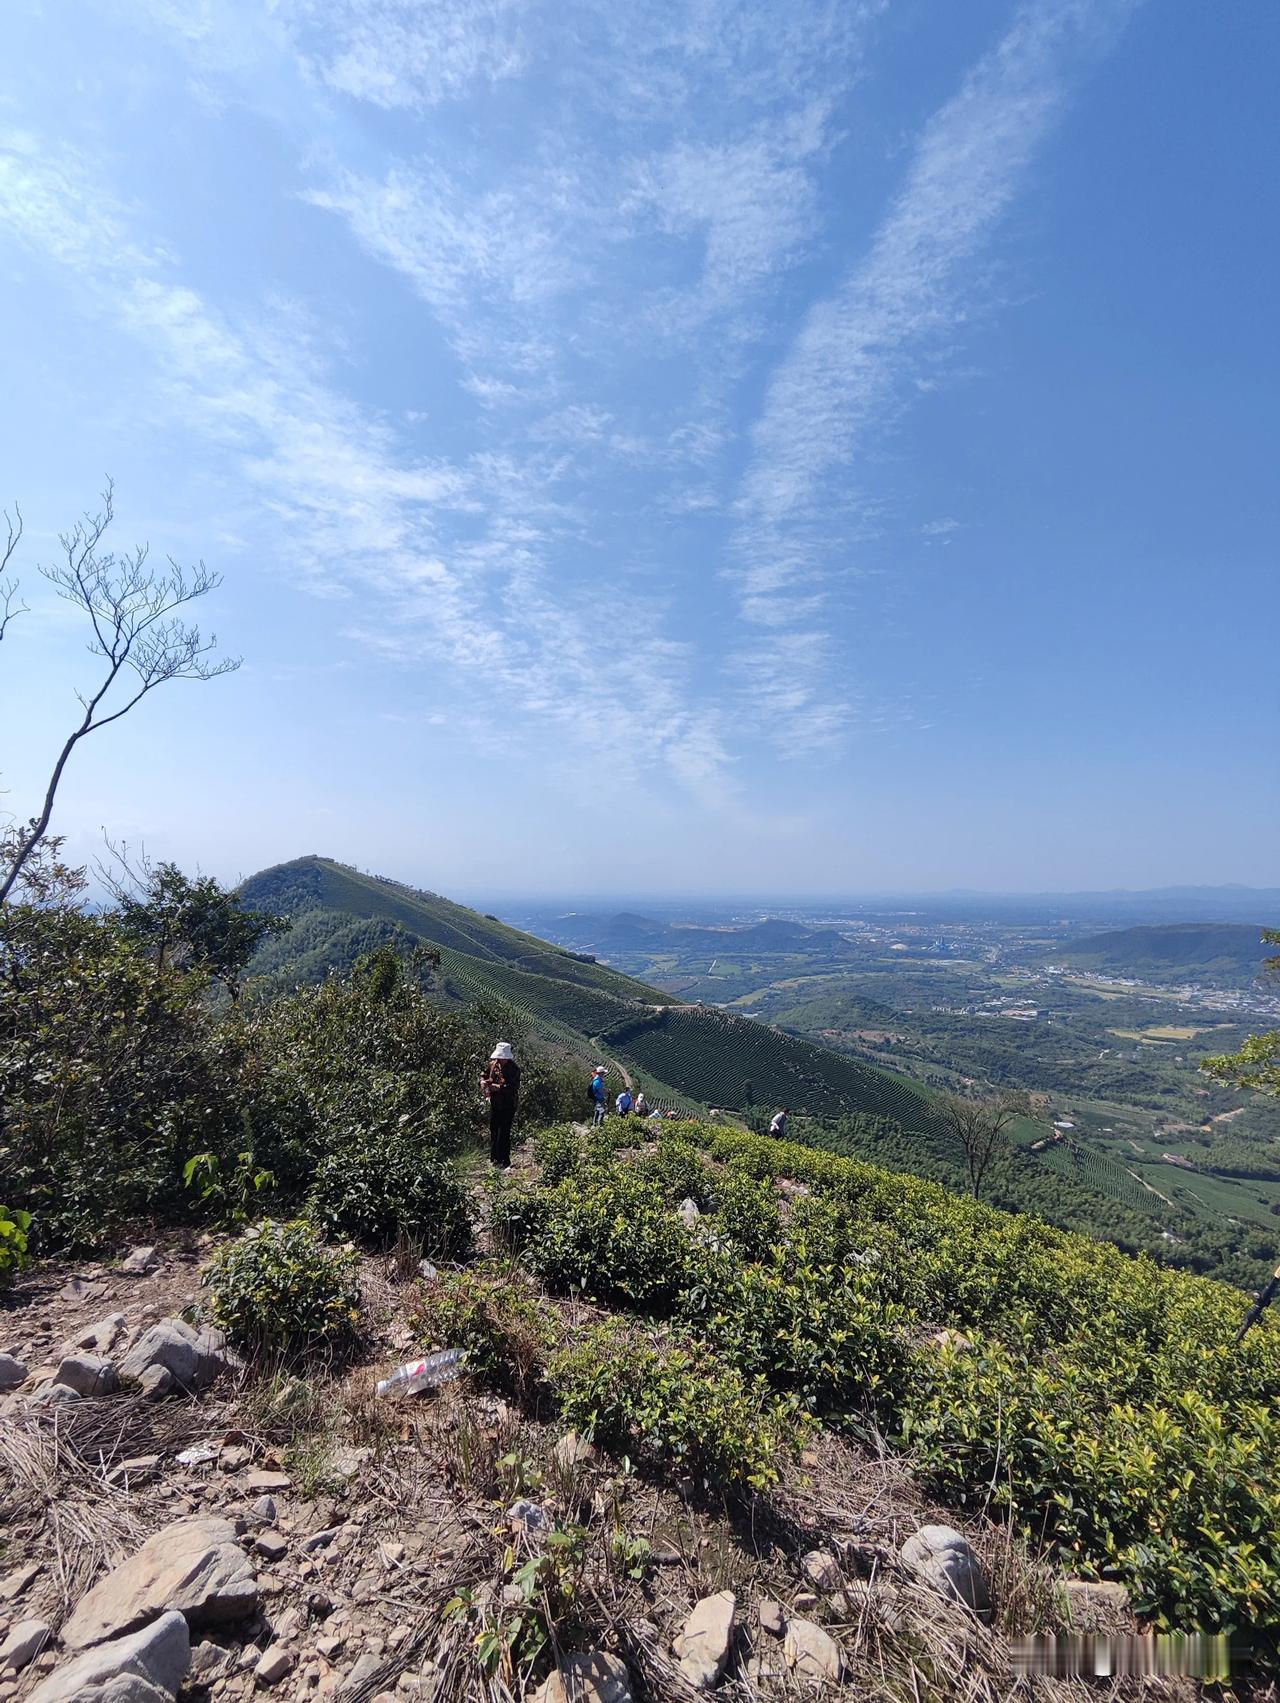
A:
588;1065;608;1126
769;1107;790;1140
633;1090;649;1118
482;1041;521;1169
616;1087;634;1118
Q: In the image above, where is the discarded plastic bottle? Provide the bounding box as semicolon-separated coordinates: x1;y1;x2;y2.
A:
375;1347;465;1398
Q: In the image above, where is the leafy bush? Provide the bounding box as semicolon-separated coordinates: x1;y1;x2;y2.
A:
204;1219;361;1360
412;1265;559;1405
550;1320;808;1490
532;1124;582;1185
707;1167;781;1259
0;1207;32;1288
307;1125;472;1255
525;1169;694;1308
633;1137;714;1208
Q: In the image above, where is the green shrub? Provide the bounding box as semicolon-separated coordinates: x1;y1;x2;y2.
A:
412;1265;560;1405
526;1169;694;1309
550;1320;808;1490
532;1124;582;1185
708;1168;781;1259
634;1137;714;1207
306;1125;472;1255
204;1219;361;1360
0;1207;31;1288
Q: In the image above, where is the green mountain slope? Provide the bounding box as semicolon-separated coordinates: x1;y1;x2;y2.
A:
1050;922;1274;986
240;858;947;1134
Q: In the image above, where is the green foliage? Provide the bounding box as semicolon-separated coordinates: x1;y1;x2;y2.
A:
411;1266;559;1404
114;859;288;1000
446;1525;589;1683
183;1147;276;1227
550;1320;807;1490
307;1126;472;1255
531;1123;583;1185
203;1219;361;1360
0;899;226;1249
524;1168;694;1308
0;1206;32;1288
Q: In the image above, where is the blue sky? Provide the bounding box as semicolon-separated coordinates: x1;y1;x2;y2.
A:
1;0;1276;898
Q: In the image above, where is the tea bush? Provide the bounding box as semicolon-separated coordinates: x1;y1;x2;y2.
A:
307;1126;472;1255
550;1319;809;1491
526;1169;695;1309
204;1219;361;1360
504;1118;1280;1632
413;1265;560;1405
531;1124;582;1186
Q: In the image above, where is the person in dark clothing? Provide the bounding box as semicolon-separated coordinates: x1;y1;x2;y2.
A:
482;1041;521;1168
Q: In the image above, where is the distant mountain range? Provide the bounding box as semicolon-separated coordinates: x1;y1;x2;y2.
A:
1048;922;1277;987
552;910;857;957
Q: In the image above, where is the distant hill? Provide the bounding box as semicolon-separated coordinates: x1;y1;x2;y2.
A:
241;858;941;1133
1049;923;1276;987
555;910;857;959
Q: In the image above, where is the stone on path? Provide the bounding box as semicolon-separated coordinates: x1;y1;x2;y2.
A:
783;1619;844;1684
757;1598;785;1637
137;1365;173;1402
30;1610;190;1703
0;1619;50;1674
61;1516;259;1650
120;1246;158;1277
54;1353;119;1398
552;1431;597;1472
29;1382;81;1408
118;1320;226;1394
801;1551;843;1595
677;1591;736;1690
0;1353;28;1392
532;1652;632;1703
67;1314;128;1357
0;1562;42;1601
898;1525;990;1617
255;1647;294;1685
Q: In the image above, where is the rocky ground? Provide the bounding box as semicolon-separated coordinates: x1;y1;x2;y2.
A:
0;1222;1249;1703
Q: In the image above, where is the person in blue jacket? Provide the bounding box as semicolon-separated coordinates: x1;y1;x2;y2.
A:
616;1087;634;1117
588;1065;608;1126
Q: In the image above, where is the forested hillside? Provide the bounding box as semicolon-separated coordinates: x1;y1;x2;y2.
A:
1049;922;1274;985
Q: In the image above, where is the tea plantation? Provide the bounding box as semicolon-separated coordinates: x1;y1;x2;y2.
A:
489;1118;1280;1636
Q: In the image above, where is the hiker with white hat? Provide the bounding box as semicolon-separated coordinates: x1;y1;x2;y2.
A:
481;1041;521;1169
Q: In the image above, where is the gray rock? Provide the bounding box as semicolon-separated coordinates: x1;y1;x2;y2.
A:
137;1365;173;1402
0;1563;42;1601
0;1619;50;1674
1062;1578;1130;1622
677;1592;735;1690
251;1496;278;1526
783;1618;844;1683
899;1525;990;1617
29;1610;189;1703
801;1551;842;1595
55;1353;119;1398
254;1532;288;1563
68;1314;128;1357
343;1652;384;1692
118;1320;225;1394
0;1353;28;1392
119;1246;158;1277
29;1382;81;1408
61;1517;259;1650
677;1197;701;1229
255;1647;293;1685
757;1598;785;1637
188;1641;232;1685
531;1652;632;1703
507;1499;550;1534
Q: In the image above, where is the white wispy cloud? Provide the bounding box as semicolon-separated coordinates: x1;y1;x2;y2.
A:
0;127;729;792
728;0;1142;747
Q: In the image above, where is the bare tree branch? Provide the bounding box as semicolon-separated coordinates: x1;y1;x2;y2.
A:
0;483;240;905
0;502;27;643
941;1090;1027;1201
